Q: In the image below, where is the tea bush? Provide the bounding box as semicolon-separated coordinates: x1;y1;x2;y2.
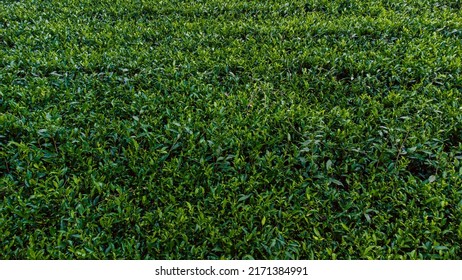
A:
1;0;462;259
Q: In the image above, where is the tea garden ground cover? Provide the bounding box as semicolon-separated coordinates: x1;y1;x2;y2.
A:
1;0;462;259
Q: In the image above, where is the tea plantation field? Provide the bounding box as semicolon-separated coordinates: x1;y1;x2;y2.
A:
1;0;462;259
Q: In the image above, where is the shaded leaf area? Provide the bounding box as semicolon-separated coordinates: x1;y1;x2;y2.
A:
1;0;462;259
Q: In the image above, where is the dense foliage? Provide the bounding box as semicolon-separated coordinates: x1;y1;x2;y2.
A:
1;0;462;259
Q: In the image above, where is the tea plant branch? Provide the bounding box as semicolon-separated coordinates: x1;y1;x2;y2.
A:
52;137;59;154
394;129;410;171
5;161;10;173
